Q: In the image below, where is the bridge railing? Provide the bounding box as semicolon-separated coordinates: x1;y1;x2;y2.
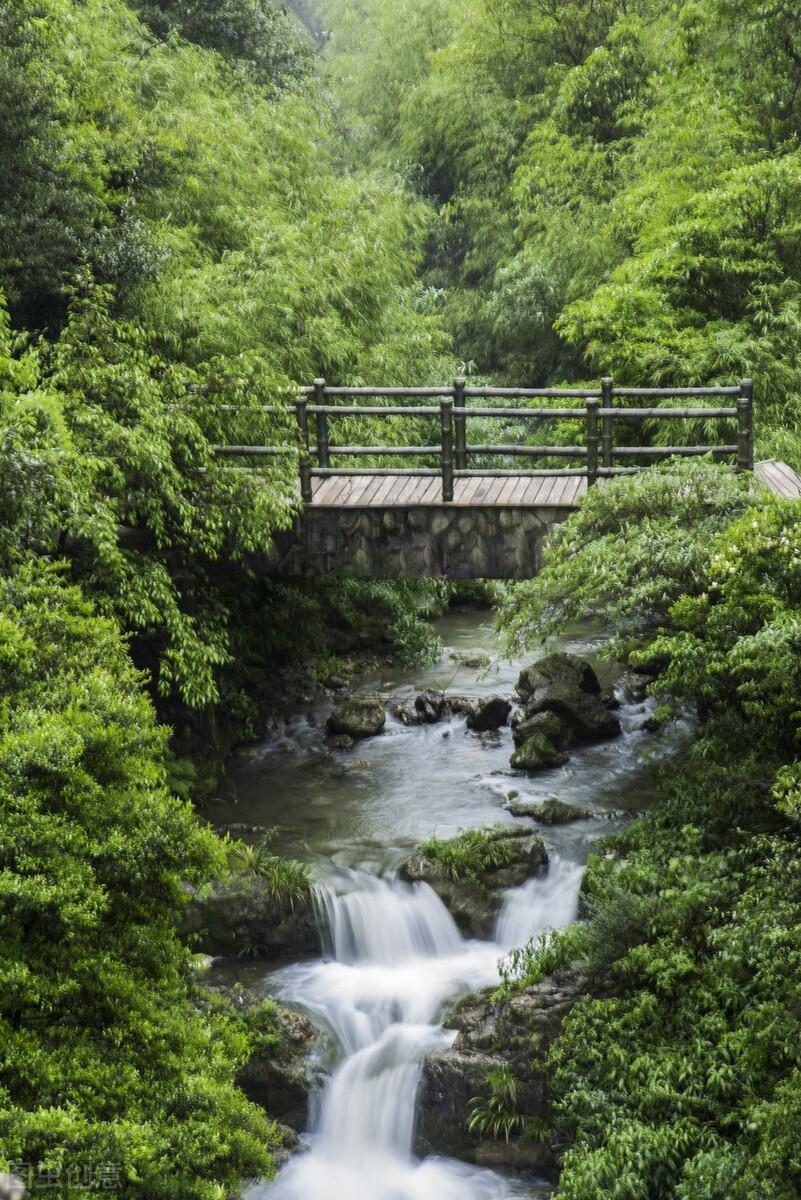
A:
212;377;754;502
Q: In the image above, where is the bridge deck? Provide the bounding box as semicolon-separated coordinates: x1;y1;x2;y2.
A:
308;473;587;508
755;459;801;499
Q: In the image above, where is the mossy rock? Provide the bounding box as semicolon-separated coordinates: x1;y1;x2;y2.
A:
516;652;621;743
183;875;319;961
466;695;512;732
512;709;570;750
511;734;568;772
326;692;386;738
506;798;592;824
399;827;548;938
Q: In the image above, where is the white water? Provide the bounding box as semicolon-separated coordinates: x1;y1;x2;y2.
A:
246;861;581;1200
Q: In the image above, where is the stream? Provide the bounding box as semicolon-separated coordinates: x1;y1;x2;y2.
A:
216;609;683;1200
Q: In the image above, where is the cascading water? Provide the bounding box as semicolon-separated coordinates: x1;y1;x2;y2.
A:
495;856;584;950
226;609;684;1200
246;863;580;1200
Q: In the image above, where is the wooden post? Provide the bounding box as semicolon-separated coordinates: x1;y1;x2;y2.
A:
314;377;329;469
440;398;454;502
295;397;313;502
586;398;600;486
601;376;614;470
453;376;467;471
738;378;754;471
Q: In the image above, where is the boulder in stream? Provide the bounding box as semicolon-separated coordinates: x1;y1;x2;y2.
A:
616;670;656;703
183;875;319;962
399;827;548;939
506;797;592;824
415;689;447;723
516;652;621;743
466;695;512;733
417;970;585;1171
510;711;569;773
325;732;355;751
326;693;386;739
450;650;491;669
199;986;322;1131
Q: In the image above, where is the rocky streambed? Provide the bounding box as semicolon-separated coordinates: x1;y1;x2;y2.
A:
194;610;684;1199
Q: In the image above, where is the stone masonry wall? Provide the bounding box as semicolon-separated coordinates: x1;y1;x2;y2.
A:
263;505;568;579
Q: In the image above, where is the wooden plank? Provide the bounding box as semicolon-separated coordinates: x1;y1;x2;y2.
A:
759;463;788;496
357;475;388;506
418;477;443;505
450;477;472;505
772;461;801;497
367;473;394;506
312;476;347;506
364;470;395;504
320;475;356;506
566;477;586;505
393;476;422;506
376;474;407;506
755;461;792;497
529;477;559;506
312;469;591;510
506;475;532;506
400;475;429;506
459;475;486;505
524;475;554;506
496;476;522;506
544;475;572;506
344;473;380;506
471;477;499;505
489;475;513;504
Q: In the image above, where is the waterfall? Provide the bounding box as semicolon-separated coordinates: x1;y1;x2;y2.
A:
246;865;578;1200
495;856;584;949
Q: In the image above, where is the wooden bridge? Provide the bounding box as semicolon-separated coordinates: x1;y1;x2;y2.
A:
209;377;796;578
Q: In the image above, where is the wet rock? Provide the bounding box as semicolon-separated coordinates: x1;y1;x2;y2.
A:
466;695;512;733
392;689;446;725
215;822;269;839
617;671;655;703
325;733;355;751
450;650;491;669
321;673;349;690
515;652;621;743
506;798;592;824
326;693;386;739
640;714;664;733
273;1125;301;1168
399;828;548;938
202;987;321;1131
510;733;568;773
417;971;585;1170
183;876;319;962
392;701;418;726
449;696;479;718
237;1004;321;1130
415;689;446;723
512;709;570;750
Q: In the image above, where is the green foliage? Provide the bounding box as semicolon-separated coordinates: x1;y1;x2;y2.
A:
227;832;312;907
500;459;754;655
496;923;589;1000
321;0;801;436
419;826;523;881
496;457;801;1196
0;0;456;709
468;1066;527;1142
0;561;276;1197
133;0;314;88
